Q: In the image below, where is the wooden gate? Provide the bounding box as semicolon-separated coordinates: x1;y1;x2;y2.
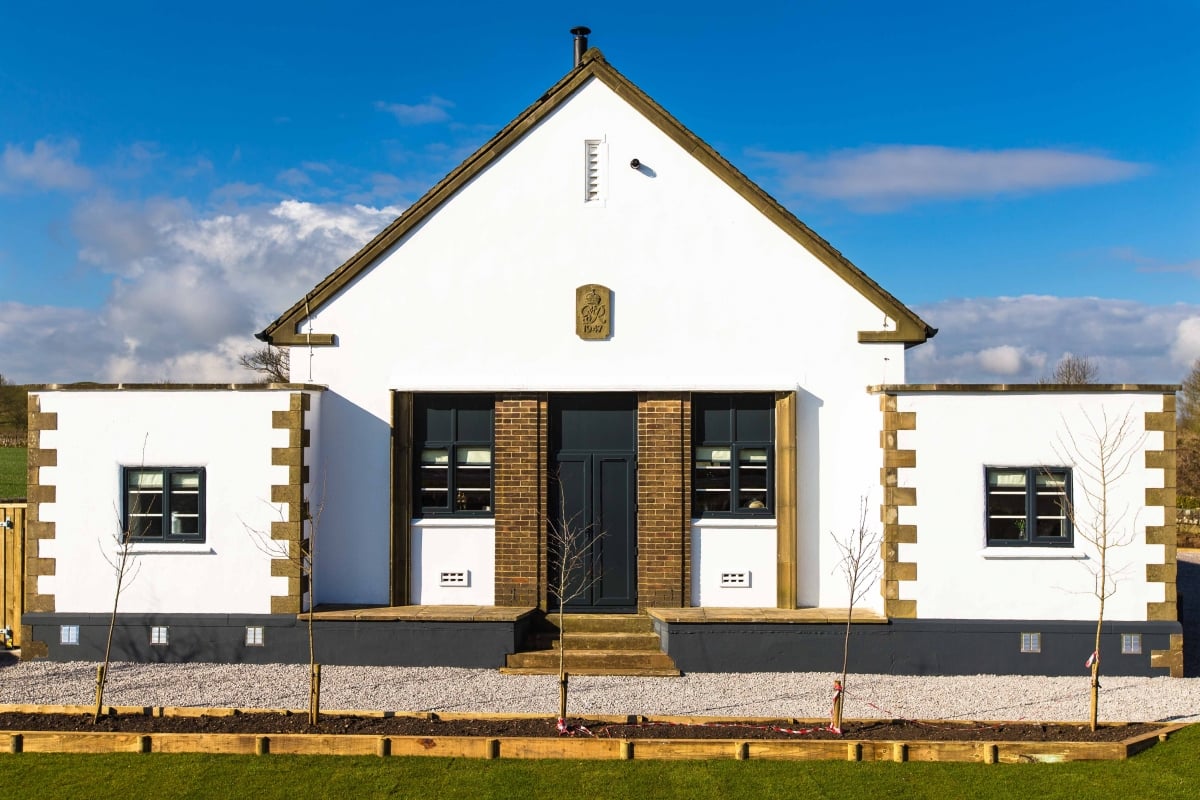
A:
0;504;24;647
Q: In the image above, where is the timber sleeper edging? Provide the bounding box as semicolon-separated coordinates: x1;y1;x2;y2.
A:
0;705;1187;762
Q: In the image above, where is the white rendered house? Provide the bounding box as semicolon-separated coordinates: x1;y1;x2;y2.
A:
21;39;1181;676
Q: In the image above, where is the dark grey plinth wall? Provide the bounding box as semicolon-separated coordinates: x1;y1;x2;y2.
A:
653;619;1184;677
22;613;535;669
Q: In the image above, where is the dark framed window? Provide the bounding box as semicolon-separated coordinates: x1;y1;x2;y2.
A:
414;394;494;516
985;467;1072;547
123;467;205;542
693;393;774;516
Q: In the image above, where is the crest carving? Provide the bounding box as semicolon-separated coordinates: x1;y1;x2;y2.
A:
575;284;612;340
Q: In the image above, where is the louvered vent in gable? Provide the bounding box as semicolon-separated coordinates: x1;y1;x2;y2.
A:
584;139;605;203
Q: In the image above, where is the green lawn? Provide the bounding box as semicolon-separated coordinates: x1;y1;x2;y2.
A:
3;725;1198;800
0;447;24;500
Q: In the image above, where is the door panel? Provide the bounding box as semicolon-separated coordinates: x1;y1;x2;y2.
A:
549;395;637;610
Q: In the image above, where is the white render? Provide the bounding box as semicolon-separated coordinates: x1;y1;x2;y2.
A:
32;389;320;615
297;76;903;607
893;390;1166;621
410;519;496;605
690;520;777;607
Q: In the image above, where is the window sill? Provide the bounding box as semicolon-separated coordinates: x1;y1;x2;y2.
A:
411;517;496;529
979;547;1088;560
691;517;777;530
120;543;214;556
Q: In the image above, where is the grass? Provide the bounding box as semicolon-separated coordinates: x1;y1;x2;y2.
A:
0;447;24;500
3;725;1198;800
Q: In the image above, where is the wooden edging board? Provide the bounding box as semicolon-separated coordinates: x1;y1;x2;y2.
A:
0;705;1188;763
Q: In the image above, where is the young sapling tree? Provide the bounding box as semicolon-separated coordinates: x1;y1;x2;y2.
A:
1054;407;1144;731
546;474;604;733
94;435;149;724
246;482;324;725
829;495;881;733
94;511;141;723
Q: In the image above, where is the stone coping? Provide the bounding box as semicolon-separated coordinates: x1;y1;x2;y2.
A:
303;606;887;624
306;605;538;622
647;608;888;624
0;705;1185;762
868;383;1178;394
30;383;327;392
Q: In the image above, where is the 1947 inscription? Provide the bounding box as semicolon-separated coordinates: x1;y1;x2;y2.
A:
575;284;612;340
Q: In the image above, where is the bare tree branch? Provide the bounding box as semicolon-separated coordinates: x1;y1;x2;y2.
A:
829;495;881;733
546;470;604;731
243;479;324;725
238;345;290;384
1052;406;1145;731
94;433;148;723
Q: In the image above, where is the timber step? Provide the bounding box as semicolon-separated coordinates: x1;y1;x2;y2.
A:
504;612;680;677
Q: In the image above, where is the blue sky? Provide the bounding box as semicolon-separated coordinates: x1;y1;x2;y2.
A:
1;1;1197;384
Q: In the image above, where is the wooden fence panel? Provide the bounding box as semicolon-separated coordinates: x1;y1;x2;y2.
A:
1;504;25;646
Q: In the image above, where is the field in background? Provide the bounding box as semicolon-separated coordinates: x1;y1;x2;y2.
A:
0;448;24;500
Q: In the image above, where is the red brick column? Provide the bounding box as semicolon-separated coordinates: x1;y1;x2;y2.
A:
493;394;547;607
637;393;691;608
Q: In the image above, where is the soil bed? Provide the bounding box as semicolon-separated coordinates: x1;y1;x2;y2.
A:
0;712;1160;742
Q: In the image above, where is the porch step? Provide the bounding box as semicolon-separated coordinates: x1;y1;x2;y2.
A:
502;649;680;675
545;613;652;634
504;612;680;677
499;666;681;677
549;632;663;651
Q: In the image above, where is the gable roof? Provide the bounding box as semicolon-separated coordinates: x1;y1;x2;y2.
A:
258;49;936;347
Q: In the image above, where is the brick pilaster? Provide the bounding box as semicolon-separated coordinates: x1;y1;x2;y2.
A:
494;394;547;607
636;393;690;608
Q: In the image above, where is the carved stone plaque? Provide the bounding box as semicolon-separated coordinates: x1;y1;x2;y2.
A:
575;284;611;340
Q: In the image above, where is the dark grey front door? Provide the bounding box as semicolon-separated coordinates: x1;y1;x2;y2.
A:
549;394;637;610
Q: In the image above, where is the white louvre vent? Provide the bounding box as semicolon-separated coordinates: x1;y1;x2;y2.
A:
719;571;750;588
584;139;604;203
440;570;470;587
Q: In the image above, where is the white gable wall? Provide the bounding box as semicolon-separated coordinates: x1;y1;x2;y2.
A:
896;391;1165;621
298;77;906;607
33;390;311;615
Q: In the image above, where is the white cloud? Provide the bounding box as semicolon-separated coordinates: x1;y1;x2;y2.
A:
375;95;454;126
0;198;399;383
1;138;93;192
750;145;1148;209
1171;316;1200;367
908;296;1200;384
976;345;1025;375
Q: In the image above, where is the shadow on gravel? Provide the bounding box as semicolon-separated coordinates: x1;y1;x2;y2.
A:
1180;559;1199;677
0;652;17;669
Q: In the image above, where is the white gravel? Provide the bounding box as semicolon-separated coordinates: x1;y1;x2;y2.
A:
4;553;1195;723
2;660;1199;723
